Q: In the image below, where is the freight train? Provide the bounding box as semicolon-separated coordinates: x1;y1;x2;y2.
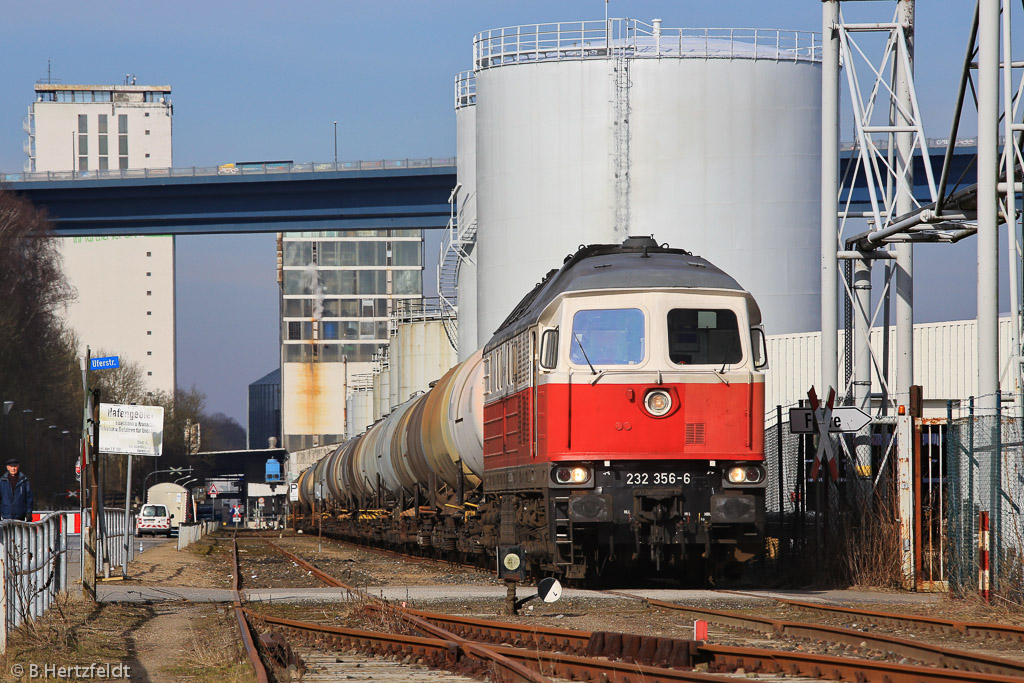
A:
298;236;768;582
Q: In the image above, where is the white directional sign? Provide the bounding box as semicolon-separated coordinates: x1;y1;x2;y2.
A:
99;403;164;456
789;407;871;434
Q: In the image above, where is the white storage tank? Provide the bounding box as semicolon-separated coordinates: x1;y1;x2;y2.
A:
471;19;822;339
391;300;458;403
372;359;391;422
346;385;374;437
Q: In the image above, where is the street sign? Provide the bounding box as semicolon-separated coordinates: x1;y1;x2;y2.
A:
288;482;299;502
208;484;219;498
257;497;265;505
89;356;119;371
789;407;871;434
98;403;164;456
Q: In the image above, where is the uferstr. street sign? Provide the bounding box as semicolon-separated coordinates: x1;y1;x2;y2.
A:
98;403;164;456
89;356;119;371
789;407;871;434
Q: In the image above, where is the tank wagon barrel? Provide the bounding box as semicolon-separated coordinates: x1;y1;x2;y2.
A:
298;237;768;583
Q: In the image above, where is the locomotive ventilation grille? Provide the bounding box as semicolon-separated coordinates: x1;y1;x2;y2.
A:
685;423;706;445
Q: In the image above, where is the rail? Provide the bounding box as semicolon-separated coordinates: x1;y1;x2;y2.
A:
2;157;456;184
474;19;821;70
0;513;70;653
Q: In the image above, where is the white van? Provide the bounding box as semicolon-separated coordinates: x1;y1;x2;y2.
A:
136;503;171;535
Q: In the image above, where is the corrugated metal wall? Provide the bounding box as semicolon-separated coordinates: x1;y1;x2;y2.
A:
765;316;1016;417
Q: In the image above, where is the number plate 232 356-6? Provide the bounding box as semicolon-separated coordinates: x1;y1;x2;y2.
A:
624;472;691;486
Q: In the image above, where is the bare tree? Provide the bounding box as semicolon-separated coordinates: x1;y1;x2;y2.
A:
89;351;149;405
0;191;82;508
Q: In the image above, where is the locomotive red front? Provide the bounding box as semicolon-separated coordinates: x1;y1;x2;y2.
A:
481;236;767;580
297;236;768;584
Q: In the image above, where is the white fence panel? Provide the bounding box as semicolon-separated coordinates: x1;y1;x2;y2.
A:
0;513;70;653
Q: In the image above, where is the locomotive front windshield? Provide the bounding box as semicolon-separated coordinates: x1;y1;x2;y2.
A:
668;308;742;365
570;308;645;365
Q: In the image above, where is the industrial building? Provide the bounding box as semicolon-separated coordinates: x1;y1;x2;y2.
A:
25;80;176;393
278;229;424;452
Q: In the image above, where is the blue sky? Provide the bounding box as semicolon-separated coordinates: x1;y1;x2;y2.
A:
0;1;990;424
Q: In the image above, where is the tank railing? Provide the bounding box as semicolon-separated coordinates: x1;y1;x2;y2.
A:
473;19;821;69
454;70;476;109
392;296;448;324
0;513;69;654
3;157;456;183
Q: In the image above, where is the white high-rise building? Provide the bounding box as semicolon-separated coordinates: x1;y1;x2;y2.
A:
26;82;176;394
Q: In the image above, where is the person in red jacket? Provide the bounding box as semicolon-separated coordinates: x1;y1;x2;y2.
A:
0;459;34;521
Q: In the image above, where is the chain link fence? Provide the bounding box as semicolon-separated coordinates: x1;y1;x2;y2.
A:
760;395;1024;600
946;397;1024;602
762;403;910;588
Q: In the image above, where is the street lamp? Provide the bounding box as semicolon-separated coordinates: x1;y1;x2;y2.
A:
21;409;32;453
34;417;44;457
333;121;338;165
1;401;13;457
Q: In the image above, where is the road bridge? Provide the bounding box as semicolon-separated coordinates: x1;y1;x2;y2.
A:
1;149;977;237
2;160;457;236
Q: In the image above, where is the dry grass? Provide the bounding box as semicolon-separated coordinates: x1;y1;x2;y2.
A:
0;594;256;683
161;617;254;683
0;593;150;674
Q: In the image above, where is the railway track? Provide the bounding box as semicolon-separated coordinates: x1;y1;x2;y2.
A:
719;589;1024;643
232;532;1024;683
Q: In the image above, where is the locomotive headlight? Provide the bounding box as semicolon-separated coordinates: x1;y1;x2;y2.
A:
644;389;672;417
553;465;592;485
727;466;765;484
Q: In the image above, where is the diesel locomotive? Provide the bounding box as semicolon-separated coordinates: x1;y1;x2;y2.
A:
298;236;768;582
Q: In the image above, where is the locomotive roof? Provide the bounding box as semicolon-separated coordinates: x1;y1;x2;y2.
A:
487;236;755;349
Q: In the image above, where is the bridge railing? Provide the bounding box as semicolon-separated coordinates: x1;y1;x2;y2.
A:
2;157;456;184
0;513;70;653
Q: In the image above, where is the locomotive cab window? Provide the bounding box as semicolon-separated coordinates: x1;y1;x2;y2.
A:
667;309;742;366
570;308;645;366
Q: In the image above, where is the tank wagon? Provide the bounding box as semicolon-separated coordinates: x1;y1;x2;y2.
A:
299;236;768;581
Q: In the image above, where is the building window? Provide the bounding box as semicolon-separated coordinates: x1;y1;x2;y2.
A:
146;252;151;257
98;157;108;170
147;331;152;335
78;114;87;133
78;157;88;171
98;115;107;134
145;130;150;135
118;115;128;134
146;291;151;296
145;153;150;158
287;322;302;340
145;112;150;117
147;372;152;377
147;311;152;316
147;351;152;356
119;157;128;170
146;272;151;276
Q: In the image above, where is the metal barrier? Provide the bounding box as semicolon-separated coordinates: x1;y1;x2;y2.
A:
0;513;70;653
84;509;135;579
176;521;218;551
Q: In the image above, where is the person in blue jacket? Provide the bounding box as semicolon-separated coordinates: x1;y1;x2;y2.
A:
0;458;33;521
